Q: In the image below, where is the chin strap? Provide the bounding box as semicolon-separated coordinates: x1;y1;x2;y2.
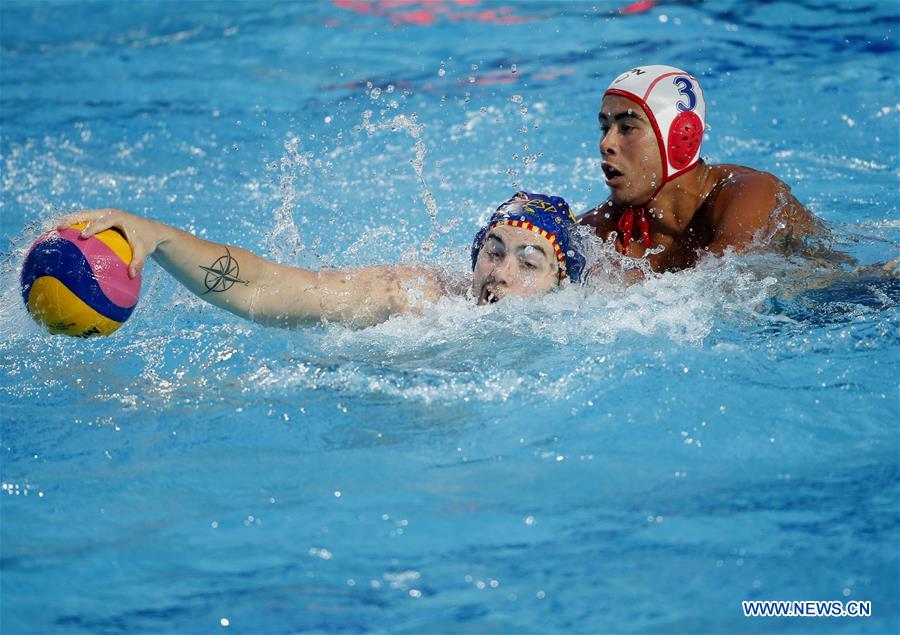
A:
617;207;652;249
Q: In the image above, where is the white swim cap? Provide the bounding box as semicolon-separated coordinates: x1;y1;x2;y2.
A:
605;65;706;185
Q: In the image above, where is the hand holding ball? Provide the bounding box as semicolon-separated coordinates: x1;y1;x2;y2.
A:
20;223;141;337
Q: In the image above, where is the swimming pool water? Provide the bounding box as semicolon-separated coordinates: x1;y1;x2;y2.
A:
1;1;898;633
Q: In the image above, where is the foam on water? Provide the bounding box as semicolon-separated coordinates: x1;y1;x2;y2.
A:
0;217;846;418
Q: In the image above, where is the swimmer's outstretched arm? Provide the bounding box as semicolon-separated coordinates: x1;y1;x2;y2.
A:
56;209;445;327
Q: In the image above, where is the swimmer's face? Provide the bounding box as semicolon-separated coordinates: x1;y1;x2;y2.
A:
599;94;664;206
473;224;559;305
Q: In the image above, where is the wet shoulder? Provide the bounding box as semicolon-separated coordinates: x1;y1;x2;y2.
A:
702;164;819;250
577;200;617;236
704;164;786;225
706;164;783;199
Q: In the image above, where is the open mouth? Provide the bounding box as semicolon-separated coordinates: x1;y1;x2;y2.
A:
602;162;624;183
479;287;501;305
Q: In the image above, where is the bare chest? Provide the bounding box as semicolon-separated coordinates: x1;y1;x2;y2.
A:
585;207;714;272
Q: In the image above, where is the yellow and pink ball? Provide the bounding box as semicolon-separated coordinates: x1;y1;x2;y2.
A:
20;223;141;337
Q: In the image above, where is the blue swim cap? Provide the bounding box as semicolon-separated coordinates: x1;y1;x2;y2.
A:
471;192;586;283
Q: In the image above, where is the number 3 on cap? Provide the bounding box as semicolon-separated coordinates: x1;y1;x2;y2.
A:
674;77;696;112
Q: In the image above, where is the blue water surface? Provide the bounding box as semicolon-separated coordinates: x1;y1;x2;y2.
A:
1;1;898;633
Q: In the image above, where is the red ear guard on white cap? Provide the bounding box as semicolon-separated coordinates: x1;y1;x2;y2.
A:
605;65;706;187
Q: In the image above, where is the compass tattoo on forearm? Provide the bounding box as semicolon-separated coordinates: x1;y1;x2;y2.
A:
199;246;250;295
